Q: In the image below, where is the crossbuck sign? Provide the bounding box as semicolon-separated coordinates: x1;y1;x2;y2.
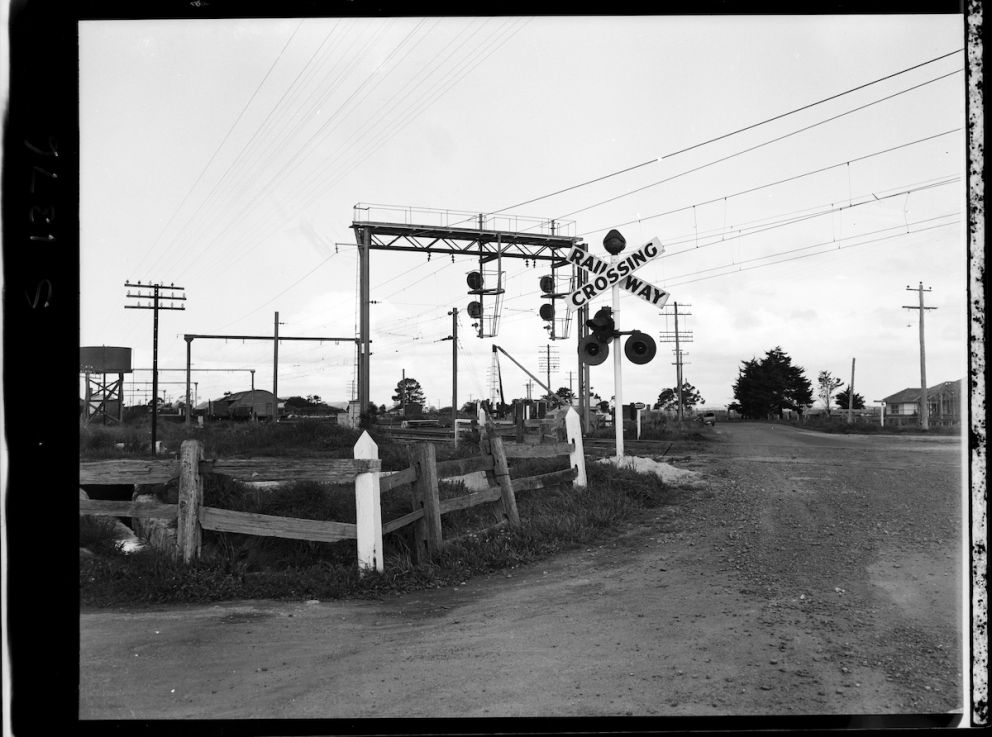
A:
565;237;670;311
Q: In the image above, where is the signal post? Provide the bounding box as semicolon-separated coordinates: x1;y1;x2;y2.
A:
571;230;668;458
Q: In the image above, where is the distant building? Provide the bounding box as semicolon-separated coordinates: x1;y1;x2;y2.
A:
882;379;962;424
195;389;279;420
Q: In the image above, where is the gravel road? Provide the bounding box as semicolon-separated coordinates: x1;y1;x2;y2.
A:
79;422;965;720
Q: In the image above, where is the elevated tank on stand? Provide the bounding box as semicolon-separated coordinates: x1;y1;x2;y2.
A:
80;346;132;424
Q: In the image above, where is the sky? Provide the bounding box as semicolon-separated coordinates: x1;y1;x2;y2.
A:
78;14;969;414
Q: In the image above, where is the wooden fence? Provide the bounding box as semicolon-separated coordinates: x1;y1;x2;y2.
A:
78;408;587;574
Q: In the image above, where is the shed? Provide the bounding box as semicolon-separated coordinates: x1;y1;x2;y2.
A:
198;389;279;420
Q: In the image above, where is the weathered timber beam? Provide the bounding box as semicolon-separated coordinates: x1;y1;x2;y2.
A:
79;499;179;519
382;508;425;535
199;457;380;483
437;487;502;515
435;455;494;479
198;506;357;543
501;442;574;459
79;460;177;485
511;466;578;493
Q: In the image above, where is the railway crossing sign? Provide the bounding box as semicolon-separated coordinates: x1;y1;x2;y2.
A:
565;237;669;311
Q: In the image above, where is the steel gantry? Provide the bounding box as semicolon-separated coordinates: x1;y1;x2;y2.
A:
351;203;591;428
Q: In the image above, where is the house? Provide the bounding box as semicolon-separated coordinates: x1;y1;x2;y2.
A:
882;388;922;416
195;389;280;420
882;378;962;424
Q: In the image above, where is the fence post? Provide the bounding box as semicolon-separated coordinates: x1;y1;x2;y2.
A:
565;407;587;487
476;407;519;526
176;439;203;563
489;435;520;527
410;443;443;558
354;431;383;575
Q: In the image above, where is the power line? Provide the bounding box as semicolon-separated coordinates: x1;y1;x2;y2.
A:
665;218;959;289
565;127;960;226
484;48;963;224
576;69;963;237
661;48;963;160
140;21;305;277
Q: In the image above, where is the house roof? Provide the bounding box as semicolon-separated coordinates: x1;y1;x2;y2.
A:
883;388;921;404
884;378;962;404
927;378;961;394
224;389;276;402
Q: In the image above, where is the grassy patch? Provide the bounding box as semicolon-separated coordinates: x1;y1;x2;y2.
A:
80;460;678;608
803;422;961;436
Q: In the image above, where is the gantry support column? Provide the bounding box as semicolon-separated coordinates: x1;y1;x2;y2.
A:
358;226;371;420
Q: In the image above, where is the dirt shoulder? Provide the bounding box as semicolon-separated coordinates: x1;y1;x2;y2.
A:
79;423;965;720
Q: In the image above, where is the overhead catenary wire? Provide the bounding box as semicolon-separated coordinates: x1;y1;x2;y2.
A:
480;48;964;223
566;126;961;228
137;20;306;278
172;19;516;287
163;21;357;277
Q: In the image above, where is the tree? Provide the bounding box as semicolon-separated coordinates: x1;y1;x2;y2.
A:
392;377;425;408
817;371;844;415
834;386;865;411
655;381;705;412
732;346;814;419
554;386;575;403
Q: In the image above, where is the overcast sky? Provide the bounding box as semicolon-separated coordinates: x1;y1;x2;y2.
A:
78;15;968;412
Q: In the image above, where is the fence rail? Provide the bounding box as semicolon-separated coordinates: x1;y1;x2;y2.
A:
79;409;587;574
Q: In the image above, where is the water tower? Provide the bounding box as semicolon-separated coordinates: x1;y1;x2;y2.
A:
80;346;132;424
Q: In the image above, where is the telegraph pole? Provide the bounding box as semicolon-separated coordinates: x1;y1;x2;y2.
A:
674;304;683;421
903;283;937;430
443;308;458;441
273;312;283;420
125;281;185;455
847;357;856;425
659;302;693;422
538;344;559;402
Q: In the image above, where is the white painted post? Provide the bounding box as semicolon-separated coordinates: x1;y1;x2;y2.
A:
636;407;642;440
611;255;624;459
354;431;383;575
565;407;587;487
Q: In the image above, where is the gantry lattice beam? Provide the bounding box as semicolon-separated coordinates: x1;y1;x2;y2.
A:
353;220;582;261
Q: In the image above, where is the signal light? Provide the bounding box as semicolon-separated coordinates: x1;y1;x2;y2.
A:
539;303;555;321
624;331;657;364
579;306;616;364
579;335;609;365
603;229;627;255
467;301;483;319
467;271;484;291
539;275;555;295
586;306;616;344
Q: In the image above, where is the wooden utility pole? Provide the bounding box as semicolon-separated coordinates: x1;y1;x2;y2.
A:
847;357;856;425
125;281;185;455
273;312;282;420
903;283;937;430
659;302;692;422
674;303;683;422
445;308;458;439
